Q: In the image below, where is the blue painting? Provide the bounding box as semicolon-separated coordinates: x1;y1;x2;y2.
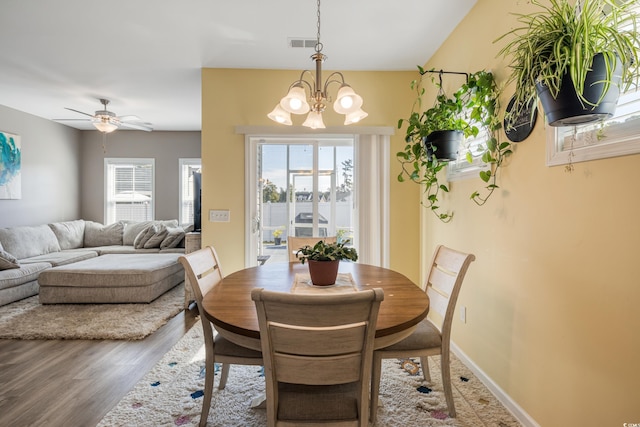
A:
0;131;21;199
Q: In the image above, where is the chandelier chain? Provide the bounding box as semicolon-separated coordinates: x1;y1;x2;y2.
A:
315;0;322;53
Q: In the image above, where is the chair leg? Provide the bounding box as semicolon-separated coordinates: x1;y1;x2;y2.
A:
219;363;231;390
420;356;431;382
370;352;382;425
440;352;456;417
200;353;215;427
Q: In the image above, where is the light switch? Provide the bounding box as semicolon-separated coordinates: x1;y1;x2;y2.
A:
209;209;230;222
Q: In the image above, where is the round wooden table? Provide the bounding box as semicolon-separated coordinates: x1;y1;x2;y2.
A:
202;262;430;351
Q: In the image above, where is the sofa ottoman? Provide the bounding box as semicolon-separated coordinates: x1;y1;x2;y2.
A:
38;253;184;304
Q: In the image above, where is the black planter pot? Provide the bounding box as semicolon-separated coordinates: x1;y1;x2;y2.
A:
423;130;463;161
536;53;622;127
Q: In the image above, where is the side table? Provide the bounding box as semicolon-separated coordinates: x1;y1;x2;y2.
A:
183;231;201;308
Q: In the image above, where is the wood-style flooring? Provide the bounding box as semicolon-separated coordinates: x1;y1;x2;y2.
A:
0;307;199;427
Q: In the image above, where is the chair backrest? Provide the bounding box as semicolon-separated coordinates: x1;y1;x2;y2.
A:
179;246;224;347
424;245;475;343
287;236;337;262
252;287;384;424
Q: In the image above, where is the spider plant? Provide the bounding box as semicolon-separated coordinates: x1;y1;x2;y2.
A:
496;0;640;128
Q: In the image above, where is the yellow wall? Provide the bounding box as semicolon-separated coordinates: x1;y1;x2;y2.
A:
421;0;640;425
201;69;421;282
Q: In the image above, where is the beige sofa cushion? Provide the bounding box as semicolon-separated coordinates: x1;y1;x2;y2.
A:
0;249;20;270
49;220;86;250
123;220;179;246
0;225;61;259
84;221;124;247
134;225;157;249
160;227;185;249
144;225;169;249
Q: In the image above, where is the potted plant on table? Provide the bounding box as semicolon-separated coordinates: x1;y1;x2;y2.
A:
296;239;358;286
272;228;283;246
495;0;640;128
397;69;510;222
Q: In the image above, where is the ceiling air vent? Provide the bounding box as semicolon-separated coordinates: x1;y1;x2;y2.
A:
288;38;317;48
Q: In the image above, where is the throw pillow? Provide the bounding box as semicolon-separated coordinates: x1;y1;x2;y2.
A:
0;225;61;259
144;225;169;249
0;249;20;270
48;220;85;250
134;225;158;249
84;221;124;247
160;227;185;249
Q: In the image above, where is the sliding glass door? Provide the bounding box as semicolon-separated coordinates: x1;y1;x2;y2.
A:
249;137;354;264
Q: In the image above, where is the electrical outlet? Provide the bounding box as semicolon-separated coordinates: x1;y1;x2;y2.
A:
209;209;230;222
460;306;467;323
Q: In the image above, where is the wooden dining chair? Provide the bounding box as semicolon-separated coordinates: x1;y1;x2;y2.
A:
252;287;384;427
179;246;263;427
370;245;475;422
287;236;337;262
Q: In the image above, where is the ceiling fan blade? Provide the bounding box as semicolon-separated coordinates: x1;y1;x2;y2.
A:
64;107;95;118
53;118;91;122
119;121;153;132
117;115;142;121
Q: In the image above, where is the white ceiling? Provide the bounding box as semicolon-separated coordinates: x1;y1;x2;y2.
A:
0;0;476;132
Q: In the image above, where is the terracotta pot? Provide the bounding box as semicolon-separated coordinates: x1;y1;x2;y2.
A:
307;260;340;286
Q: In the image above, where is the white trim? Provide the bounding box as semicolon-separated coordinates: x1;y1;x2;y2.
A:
451;341;541;427
178;158;201;225
546;88;640;166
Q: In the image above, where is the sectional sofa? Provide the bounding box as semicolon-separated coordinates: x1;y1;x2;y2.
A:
0;219;190;306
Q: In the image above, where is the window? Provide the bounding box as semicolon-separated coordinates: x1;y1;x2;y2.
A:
546;88;640;166
547;4;640;166
104;158;154;224
179;158;201;225
240;127;391;268
447;130;491;181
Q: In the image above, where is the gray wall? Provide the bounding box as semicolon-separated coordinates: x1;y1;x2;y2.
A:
80;130;201;223
0;105;81;227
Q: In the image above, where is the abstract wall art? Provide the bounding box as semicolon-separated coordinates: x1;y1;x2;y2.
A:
0;131;21;199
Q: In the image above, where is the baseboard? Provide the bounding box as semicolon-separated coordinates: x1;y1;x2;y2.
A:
450;342;540;427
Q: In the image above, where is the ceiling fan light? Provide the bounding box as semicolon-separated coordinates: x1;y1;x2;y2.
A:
280;85;310;114
267;104;293;125
344;108;368;125
92;119;118;133
333;84;363;114
302;110;326;129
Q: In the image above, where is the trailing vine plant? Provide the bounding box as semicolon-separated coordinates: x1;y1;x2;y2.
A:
397;67;513;221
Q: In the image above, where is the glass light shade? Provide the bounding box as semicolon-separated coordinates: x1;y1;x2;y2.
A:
267;104;293;125
280;85;310;114
92;119;118;133
343;108;368;125
333;84;363;114
302;110;326;129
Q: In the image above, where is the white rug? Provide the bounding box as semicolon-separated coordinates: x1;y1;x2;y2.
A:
0;285;184;340
99;322;522;426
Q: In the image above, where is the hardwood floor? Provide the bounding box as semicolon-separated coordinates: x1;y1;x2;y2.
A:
0;307;199;427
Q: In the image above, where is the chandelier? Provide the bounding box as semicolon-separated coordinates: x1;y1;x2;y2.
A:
267;0;367;129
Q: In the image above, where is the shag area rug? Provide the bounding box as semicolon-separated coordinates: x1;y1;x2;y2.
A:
99;322;522;427
0;285;184;340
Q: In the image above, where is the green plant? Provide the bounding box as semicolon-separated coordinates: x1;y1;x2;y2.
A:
495;0;640;128
296;239;358;264
397;69;510;222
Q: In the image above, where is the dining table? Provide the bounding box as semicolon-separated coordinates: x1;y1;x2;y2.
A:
201;261;430;352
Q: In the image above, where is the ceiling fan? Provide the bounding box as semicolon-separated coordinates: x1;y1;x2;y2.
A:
56;98;153;133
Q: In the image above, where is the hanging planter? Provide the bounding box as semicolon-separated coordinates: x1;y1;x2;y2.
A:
424;130;463;161
536;53;623;126
495;0;640;130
